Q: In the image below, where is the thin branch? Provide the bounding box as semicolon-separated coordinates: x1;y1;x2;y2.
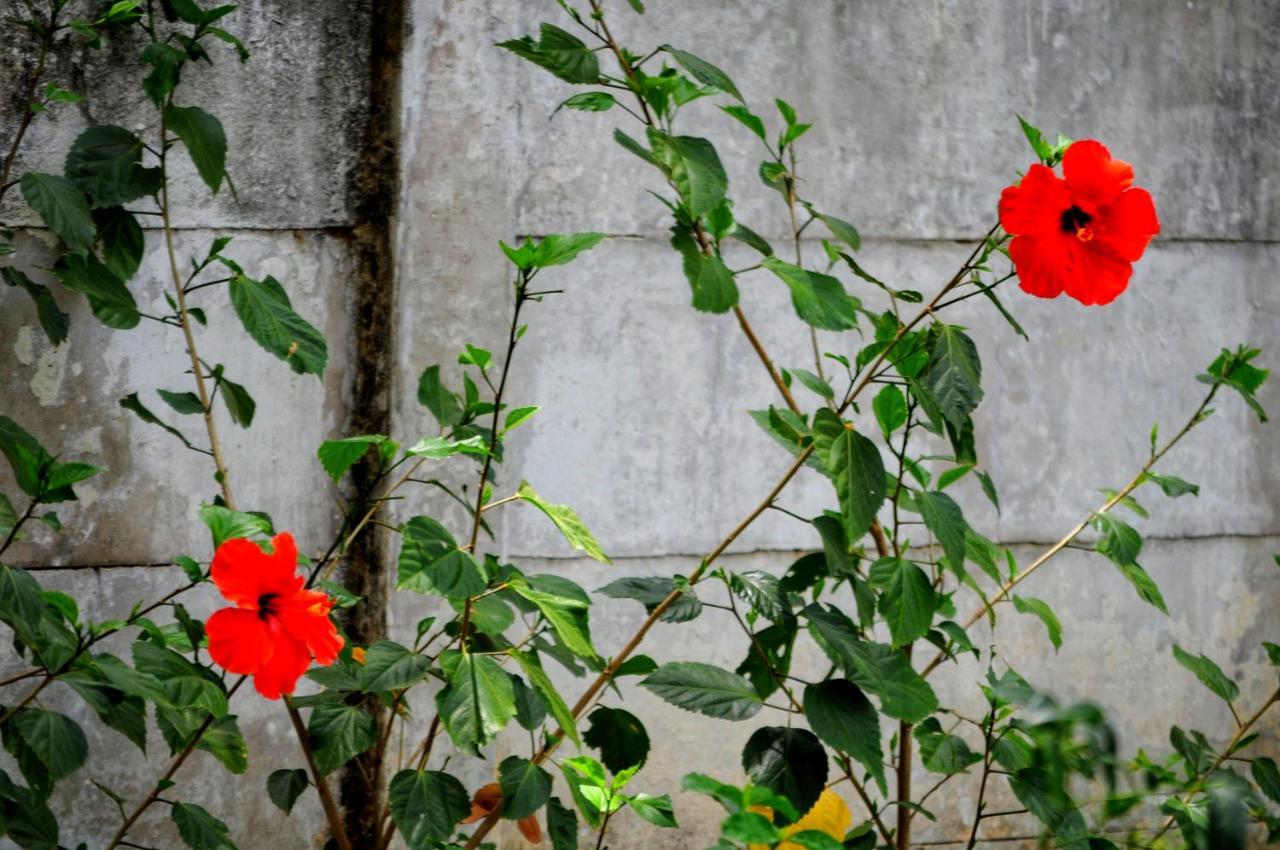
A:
285;696;354;850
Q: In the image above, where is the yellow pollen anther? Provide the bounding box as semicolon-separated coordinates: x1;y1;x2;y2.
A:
1076;226;1095;242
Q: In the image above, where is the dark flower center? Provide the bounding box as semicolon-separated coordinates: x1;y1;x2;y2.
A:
1060;205;1092;233
257;592;280;620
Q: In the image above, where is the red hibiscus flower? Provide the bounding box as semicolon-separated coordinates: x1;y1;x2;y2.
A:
999;139;1159;305
206;532;343;699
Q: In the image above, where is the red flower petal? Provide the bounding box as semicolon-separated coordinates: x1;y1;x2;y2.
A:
275;590;344;666
1008;235;1068;299
1063;243;1133;306
251;627;311;699
1094;187;1160;262
210;533;303;609
999;164;1071;237
206;608;273;674
1062;140;1134;209
517;814;543;843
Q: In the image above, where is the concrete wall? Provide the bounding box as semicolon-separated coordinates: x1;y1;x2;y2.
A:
2;0;1278;848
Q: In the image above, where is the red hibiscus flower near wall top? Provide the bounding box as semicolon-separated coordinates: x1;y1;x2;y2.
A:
999;139;1159;306
206;532;343;699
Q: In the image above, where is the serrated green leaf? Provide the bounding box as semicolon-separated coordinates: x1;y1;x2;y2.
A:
20;172;95;253
1173;644;1239;703
803;679;884;794
642;662;761;720
165;104;227;193
762;258;858;331
388;769;471;848
229;274;327;376
517;481;610;563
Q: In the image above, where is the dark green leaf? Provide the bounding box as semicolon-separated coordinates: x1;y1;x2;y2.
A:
1012;595;1063;650
642;662;762;720
584;706;649;773
165;104;227;194
436;653;517;751
266;768;308;814
499;756;553;820
361;640;430;692
825;427;886;542
552;91;616;116
64;125;160;207
665;134;728;217
922;325;984;430
868;557;937;647
510;650;580;748
721;104;765;141
916;490;967;575
629;793;678;828
660;46;742;100
214;371;255;428
546;796;579;850
2;267;69;346
803;680;884;794
20;172;95;253
52;252;139;329
397;516;487;599
1143;472;1199;498
158;388;204;415
1172;644;1239;703
1252;757;1280;804
388;769;471;848
10;708;88;784
171;802;236;850
498;23;600;84
229;274;327;376
741;726;827;814
307;703;377;775
915;717;982;774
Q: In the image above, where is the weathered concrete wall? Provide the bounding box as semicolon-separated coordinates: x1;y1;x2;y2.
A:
2;0;1278;848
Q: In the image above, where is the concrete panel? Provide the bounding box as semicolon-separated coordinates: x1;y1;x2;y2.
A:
0;228;355;566
412;0;1280;241
419;237;1280;561
0;0;371;229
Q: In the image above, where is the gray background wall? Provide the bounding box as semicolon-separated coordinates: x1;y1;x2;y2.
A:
1;0;1277;848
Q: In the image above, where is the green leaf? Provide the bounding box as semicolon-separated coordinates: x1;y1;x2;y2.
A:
229;274;327;376
2;267;69;345
921;325;984;430
158;388;204;415
803;680;884;794
642;662;762;720
1012;595;1063;650
307;703;377;775
510;649;581;748
517;481;610;563
0;417;52;499
666;134;728;217
436;653;517;751
199;503;271;547
10;708;88;784
916;490;968;574
531;232;606;268
868;557;937;647
52;252;140;329
1113;561;1168;614
722;811;780;844
388;769;471;848
510;574;595;659
546;796;579;850
761;258;858;331
165;104;227;194
214;371;255;428
195;714;247;775
1093;512;1142;566
64;125;160;207
1143;472;1199;498
171;802;236;850
660;46;742;100
498;23;600;84
500;756;553;820
741;726;828;815
141;42;183;104
1199;346;1269;422
317;435;389;482
808;208;861;251
692;253;739;314
266;768;308;814
1172;644;1239;703
416;365;463;427
721;104;766;141
361;640;431;692
729;570;790;624
915;717;982;774
792;368;834;400
826;426;887;542
20;172;95;253
1252;757;1280;804
405;434;486;458
872;385;907;437
121;391;201;452
552;91;616;116
397;516;487;598
0;768;59;848
803;604;938;722
1017;115;1055;164
504;405;540;432
629;793;678;828
584;706;650;773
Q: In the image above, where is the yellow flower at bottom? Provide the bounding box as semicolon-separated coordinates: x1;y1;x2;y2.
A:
748;789;852;850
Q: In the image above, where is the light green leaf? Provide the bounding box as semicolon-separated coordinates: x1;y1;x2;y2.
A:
629;793;678;828
510;649;580;748
872;384;907;437
666;134;728;217
517;481;610;563
498;23;600;84
916;490;968;574
531;232;606;268
317;435;389;482
509;574;595;659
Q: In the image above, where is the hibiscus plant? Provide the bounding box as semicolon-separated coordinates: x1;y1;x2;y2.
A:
0;1;1276;850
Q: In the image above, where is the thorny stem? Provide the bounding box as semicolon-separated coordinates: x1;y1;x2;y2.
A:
922;383;1221;679
285;695;355;850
